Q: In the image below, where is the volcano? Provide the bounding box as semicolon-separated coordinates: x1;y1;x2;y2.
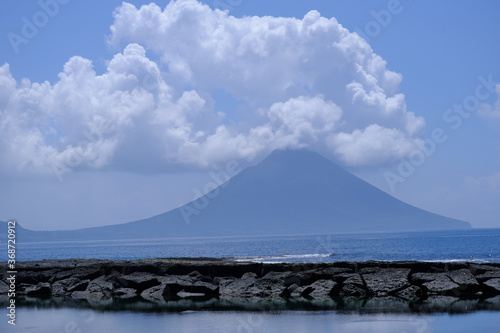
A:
13;149;471;242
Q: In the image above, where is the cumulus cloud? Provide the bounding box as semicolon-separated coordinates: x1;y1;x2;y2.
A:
478;84;500;120
108;0;425;165
329;124;422;166
0;44;218;176
0;0;426;179
268;96;342;146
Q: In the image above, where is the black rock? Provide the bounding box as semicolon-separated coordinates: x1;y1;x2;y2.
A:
5;258;500;314
301;279;337;299
141;284;166;303
396;285;422;301
162;275;219;299
0;281;8;294
25;282;51;297
421;274;460;296
72;276;114;300
117;272;161;292
220;272;258;298
483;278;500;293
363;268;411;296
115;288;138;299
51;277;88;296
475;271;500;282
339;284;367;297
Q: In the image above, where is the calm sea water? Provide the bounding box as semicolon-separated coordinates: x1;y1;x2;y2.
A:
9;228;500;263
3;229;500;332
2;308;500;333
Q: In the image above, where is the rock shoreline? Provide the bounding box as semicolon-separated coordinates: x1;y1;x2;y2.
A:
2;258;500;313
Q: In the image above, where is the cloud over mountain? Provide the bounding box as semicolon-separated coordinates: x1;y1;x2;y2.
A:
0;0;425;178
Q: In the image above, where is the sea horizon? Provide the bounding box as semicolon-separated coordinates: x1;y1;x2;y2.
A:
7;228;500;263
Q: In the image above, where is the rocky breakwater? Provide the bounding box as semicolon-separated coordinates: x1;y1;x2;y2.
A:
1;258;500;313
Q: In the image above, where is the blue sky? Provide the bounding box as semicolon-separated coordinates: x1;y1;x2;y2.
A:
0;0;499;230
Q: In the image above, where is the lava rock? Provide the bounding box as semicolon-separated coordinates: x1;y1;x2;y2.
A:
25;282;51;297
475;271;500;281
116;272;161;292
73;276;114;300
396;285;422;301
0;281;9;294
141;284;166;303
301;279;337;299
362;268;411;296
446;269;479;288
339;284;367;297
483;278;500;293
162;275;219;299
51;277;89;296
219;272;258;297
421;274;460;295
115;288;138;299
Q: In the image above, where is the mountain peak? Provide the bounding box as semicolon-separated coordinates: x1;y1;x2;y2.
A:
263;148;335;165
17;148;471;242
149;148;471;236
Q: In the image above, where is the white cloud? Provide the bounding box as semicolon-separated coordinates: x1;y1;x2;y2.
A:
0;43;219;176
268;95;342;145
329;124;422;166
107;0;424;165
478;84;500;120
0;0;426;180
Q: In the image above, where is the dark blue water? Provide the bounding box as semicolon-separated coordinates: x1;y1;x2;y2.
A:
9;228;500;263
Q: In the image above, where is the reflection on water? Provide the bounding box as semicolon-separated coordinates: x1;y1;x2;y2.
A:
2;308;500;333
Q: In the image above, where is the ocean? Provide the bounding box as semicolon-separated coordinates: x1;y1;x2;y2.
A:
3;228;500;332
9;228;500;263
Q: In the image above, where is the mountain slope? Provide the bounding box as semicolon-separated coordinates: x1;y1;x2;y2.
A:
15;149;471;242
